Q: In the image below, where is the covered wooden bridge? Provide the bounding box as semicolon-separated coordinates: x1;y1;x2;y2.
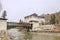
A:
7;22;32;31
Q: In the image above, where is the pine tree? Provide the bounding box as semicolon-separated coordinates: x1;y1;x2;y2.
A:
2;10;7;19
19;19;23;23
50;14;55;24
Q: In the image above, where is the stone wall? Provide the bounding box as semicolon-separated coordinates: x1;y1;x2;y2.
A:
54;24;60;30
32;25;55;31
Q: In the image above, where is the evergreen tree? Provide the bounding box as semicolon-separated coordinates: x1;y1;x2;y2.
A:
19;19;23;23
50;15;55;24
2;10;7;19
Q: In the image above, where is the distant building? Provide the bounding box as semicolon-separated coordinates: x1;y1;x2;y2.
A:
44;12;60;24
24;13;45;23
55;12;60;24
24;13;45;30
43;14;51;24
0;2;7;30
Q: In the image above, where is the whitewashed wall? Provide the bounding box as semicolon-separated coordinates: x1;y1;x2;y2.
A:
24;16;45;31
32;22;40;31
32;25;55;31
24;16;45;23
0;20;7;30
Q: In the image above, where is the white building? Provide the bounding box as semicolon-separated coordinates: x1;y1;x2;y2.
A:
24;13;45;31
0;18;7;30
0;1;7;30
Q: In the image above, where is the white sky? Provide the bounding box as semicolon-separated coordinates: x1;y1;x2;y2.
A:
0;0;60;22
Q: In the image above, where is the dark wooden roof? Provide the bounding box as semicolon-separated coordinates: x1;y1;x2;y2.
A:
38;16;45;18
24;13;45;18
0;18;7;20
7;22;31;27
24;13;38;18
30;13;38;16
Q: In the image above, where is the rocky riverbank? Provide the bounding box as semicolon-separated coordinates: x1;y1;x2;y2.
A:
0;29;60;40
31;32;60;37
0;30;11;40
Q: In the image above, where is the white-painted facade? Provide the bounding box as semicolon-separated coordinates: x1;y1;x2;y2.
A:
32;25;55;31
0;18;7;30
24;16;45;23
24;13;45;30
24;13;56;31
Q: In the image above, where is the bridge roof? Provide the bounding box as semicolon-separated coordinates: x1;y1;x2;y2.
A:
7;22;31;27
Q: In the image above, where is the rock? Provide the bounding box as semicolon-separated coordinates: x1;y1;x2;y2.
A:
0;30;11;40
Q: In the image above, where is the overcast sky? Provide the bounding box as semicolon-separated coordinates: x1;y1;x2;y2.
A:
0;0;60;22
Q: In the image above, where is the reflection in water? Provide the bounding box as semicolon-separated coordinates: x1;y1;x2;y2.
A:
24;32;32;40
8;28;60;40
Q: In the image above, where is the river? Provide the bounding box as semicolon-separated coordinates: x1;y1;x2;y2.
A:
8;28;60;40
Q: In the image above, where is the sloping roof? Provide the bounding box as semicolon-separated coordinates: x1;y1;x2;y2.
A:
24;13;38;18
30;13;38;16
38;16;45;18
0;18;7;20
24;13;45;18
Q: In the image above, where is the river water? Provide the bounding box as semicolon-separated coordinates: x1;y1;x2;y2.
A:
8;28;60;40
